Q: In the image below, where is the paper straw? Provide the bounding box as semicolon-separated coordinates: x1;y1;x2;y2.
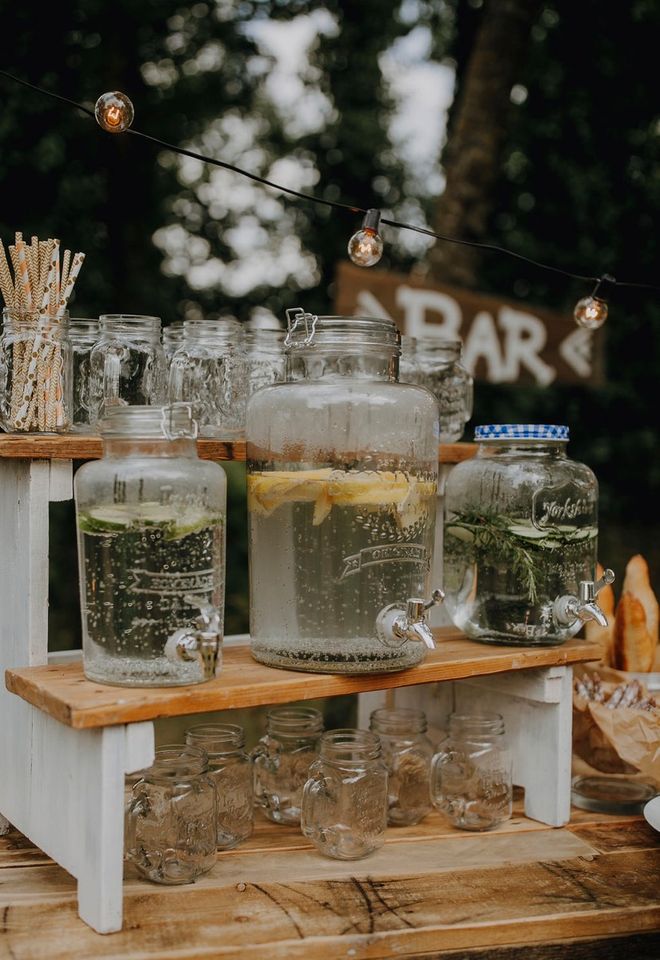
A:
9;246;25;310
34;239;54;311
58;252;85;314
15;240;33;311
60;249;71;295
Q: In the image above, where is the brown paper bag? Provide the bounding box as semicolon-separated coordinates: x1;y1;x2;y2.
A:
573;664;660;787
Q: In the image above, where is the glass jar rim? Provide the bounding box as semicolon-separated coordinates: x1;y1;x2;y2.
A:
320;728;382;763
99;314;161;335
186;723;245;752
146;743;208;779
266;706;324;735
285;313;400;353
370;707;427;734
100;403;198;440
449;712;505;736
2;307;70;328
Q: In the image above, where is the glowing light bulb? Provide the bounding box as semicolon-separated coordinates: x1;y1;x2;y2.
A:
95;91;134;133
573;295;608;330
348;209;384;267
573;275;615;330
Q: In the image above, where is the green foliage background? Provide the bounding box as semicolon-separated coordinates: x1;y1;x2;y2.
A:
1;0;658;648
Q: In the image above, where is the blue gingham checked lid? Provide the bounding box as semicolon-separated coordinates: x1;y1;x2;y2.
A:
474;424;570;441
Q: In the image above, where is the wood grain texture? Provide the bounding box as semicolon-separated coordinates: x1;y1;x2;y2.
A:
5;633;601;729
0;433;476;464
1;810;658;959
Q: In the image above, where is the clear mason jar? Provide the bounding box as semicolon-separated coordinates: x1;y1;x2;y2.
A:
400;337;473;442
125;743;217;884
443;424;598;646
69;319;99;433
430;713;512;831
252;706;324;824
168;319;247;437
0;308;72;433
370;707;434;825
247;311;439;674
162;322;184;365
88;314;167;424
185;723;253;849
74;404;226;686
301;729;388;859
246;328;286;396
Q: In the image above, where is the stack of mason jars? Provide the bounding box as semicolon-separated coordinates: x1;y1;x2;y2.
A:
125;706;513;884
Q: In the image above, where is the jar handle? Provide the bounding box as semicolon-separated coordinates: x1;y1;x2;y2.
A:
429;748;449;806
300;774;327;837
103;346;124;406
124;792;149;859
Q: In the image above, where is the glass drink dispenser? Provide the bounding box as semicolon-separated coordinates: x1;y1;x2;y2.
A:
246;310;442;674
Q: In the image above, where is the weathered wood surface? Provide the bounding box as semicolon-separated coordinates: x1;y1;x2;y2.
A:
0;434;477;464
5;633;600;729
0;809;658;959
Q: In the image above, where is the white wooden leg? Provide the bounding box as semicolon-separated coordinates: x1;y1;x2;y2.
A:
0;457;156;932
454;666;573;826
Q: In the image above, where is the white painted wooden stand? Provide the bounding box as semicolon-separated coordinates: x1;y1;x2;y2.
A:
0;452;576;934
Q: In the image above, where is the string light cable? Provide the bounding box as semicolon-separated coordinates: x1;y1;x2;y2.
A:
2;69;660;328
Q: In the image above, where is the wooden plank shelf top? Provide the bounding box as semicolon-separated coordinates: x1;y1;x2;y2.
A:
6;630;600;729
0;433;477;464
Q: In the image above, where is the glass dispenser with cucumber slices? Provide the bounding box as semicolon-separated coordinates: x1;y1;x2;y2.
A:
74;404;226;685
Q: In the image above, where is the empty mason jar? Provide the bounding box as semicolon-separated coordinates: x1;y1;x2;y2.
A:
370;707;434;825
0;308;73;433
430;713;512;831
162;322;184;364
400;337;473;442
88;315;167;424
169;319;247;437
186;723;253;849
301;729;388;860
69;319;99;432
246;328;286;396
252;707;324;824
125;743;217;884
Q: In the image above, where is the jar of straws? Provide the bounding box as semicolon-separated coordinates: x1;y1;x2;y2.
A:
0;233;84;433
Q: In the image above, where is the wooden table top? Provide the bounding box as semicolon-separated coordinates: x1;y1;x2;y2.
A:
1;800;658;959
5;633;601;729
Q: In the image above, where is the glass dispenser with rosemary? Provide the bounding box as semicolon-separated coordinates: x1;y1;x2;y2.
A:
442;424;607;646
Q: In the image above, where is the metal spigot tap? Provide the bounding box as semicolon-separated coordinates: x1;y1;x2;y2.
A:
553;568;615;630
164;601;222;681
376;589;445;650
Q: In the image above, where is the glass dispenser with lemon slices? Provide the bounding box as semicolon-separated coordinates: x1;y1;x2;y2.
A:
246;311;440;674
74;404;226;686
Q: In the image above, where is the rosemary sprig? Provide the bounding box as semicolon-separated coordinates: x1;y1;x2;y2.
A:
445;508;594;605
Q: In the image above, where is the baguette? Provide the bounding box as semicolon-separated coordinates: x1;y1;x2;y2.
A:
585;562;616;663
622;555;659;665
613;591;655;672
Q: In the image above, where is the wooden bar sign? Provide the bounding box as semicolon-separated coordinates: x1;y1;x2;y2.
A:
334;262;602;385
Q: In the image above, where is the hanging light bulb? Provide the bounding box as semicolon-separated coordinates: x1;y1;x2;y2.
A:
95;91;135;133
348;209;384;267
574;274;615;330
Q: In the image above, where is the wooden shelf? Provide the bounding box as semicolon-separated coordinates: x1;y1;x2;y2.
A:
3;805;659;959
5;630;600;730
0;433;476;464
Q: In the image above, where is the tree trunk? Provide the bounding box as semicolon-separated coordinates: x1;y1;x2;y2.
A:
427;0;543;288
